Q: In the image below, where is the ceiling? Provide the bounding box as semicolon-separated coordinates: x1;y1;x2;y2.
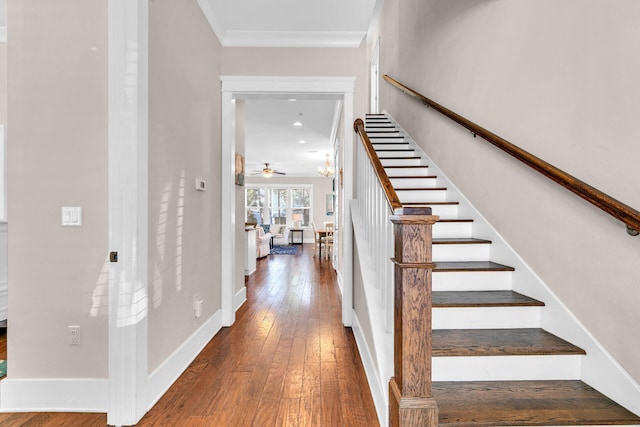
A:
197;0;381;177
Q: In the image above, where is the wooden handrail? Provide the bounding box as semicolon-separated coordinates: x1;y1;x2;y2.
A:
354;118;404;215
384;74;640;236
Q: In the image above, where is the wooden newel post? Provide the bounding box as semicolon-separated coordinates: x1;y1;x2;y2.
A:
389;211;439;427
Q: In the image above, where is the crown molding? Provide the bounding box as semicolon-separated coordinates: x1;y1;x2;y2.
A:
222;30;365;48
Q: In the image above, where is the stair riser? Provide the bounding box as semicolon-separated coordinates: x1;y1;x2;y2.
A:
433;271;512;291
432;221;473;238
374;150;416;158
371;142;411;149
366;130;397;135
433;244;491;262
422;205;458;217
433;355;582;382
390;178;438;187
397;190;447;202
383;167;430;177
380;158;422;167
366;131;401;138
433;306;542;329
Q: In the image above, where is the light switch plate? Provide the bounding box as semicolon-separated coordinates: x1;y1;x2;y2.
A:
62;207;82;226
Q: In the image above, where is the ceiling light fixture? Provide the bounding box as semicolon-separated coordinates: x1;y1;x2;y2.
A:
318;153;334;177
298;140;306;144
293;121;302;127
262;169;273;178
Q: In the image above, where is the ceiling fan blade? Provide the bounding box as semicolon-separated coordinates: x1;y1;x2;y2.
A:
273;171;286;175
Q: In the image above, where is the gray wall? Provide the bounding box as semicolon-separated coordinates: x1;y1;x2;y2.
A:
372;0;640;382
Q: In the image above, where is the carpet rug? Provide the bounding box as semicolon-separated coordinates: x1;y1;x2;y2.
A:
271;245;298;255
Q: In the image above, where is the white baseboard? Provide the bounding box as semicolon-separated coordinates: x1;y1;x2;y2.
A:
351;311;387;427
0;378;108;412
234;287;247;312
144;309;223;412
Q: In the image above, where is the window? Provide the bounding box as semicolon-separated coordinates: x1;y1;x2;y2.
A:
245;185;312;227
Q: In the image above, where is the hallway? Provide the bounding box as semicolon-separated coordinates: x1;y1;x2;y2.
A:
0;244;379;426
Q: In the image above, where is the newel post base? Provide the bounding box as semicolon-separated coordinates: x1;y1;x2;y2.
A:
389;377;438;427
389;212;439;427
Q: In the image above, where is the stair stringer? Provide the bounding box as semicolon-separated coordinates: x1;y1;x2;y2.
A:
350;200;393;425
390;115;640;417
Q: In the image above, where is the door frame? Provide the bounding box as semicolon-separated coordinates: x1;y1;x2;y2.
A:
220;76;356;327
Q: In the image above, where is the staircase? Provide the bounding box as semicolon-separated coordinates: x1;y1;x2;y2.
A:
363;113;640;426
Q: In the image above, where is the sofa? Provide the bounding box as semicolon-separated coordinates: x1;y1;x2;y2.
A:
256;226;271;258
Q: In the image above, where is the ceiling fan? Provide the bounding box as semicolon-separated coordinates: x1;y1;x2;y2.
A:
252;163;286;178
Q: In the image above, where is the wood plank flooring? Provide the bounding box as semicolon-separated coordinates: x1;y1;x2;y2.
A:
0;244;378;426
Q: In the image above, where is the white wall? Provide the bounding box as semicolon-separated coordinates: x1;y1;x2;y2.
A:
374;0;640;382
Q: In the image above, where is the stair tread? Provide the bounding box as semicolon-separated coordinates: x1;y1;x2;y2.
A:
433;238;492;245
384;165;429;168
433;328;585;357
402;201;459;205
396;187;447;191
434;380;640;426
434;261;513;271
433;290;545;307
389;175;437;179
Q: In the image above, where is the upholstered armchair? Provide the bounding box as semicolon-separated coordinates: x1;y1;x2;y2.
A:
267;224;290;246
256;226;271;258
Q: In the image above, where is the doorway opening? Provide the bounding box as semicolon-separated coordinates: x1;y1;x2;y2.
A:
220;76;356;328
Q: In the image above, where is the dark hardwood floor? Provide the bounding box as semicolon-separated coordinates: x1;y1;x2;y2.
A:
0;244;379;426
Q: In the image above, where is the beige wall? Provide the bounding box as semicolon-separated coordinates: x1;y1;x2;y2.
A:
0;41;6;124
7;0;109;378
222;46;368;120
375;0;640;381
148;0;222;372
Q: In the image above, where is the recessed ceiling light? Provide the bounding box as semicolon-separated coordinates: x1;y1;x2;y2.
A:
298;140;306;144
293;121;302;127
288;98;297;102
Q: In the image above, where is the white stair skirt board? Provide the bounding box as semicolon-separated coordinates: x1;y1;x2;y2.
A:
433;306;542;330
433;355;583;382
432;243;492;262
351;312;388;426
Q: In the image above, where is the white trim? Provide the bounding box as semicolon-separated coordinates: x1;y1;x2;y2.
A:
221;75;356;94
0;27;6;43
145;310;223;411
107;1;149;425
222;30;365;48
221;92;236;326
194;0;225;43
234;287;246;312
221;75;356;329
0;379;108;412
340;91;354;326
352;312;387;427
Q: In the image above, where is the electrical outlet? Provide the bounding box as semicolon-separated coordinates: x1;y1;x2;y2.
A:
194;295;203;318
68;325;81;346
